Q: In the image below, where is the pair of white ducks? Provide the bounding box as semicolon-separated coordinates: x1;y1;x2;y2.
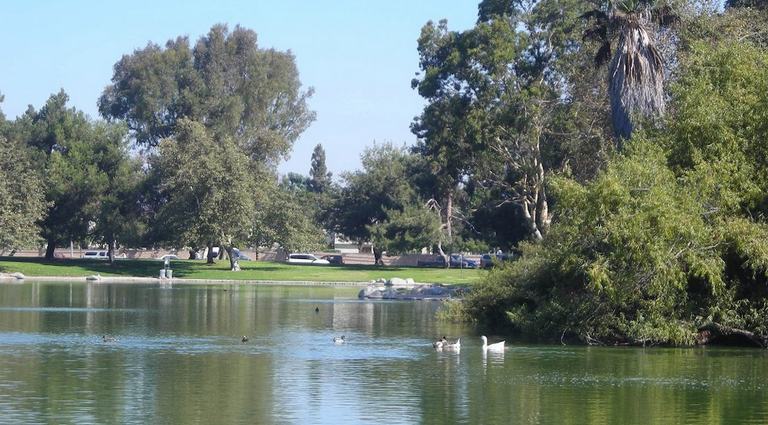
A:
432;335;505;351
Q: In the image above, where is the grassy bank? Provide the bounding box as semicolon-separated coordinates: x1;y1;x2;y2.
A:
0;257;482;285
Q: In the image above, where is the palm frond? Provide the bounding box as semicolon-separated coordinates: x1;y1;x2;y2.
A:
608;24;665;140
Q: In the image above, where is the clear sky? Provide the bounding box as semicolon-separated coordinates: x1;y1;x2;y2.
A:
0;0;478;177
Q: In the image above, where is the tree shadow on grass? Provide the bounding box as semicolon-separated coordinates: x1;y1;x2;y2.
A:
0;256;200;278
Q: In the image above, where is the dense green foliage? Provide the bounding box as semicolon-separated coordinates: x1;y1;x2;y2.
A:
9;91;139;260
99;24;315;165
151;120;256;269
0;135;46;251
309;143;332;194
454;13;768;345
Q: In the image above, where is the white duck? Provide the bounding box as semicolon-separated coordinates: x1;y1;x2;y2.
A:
481;335;505;351
333;335;346;344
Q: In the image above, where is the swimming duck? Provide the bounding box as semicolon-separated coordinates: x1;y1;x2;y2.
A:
241;335;249;343
315;307;320;313
102;335;117;343
432;336;448;349
333;335;346;344
481;335;505;351
443;338;461;350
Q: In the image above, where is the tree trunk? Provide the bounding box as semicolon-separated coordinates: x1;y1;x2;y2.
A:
445;192;453;240
225;246;240;271
45;238;56;260
373;245;384;266
108;238;115;265
696;322;766;348
188;248;198;260
536;181;550;237
436;242;449;268
206;241;215;264
521;200;543;242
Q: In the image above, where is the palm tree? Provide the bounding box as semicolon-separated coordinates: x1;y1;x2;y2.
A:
583;1;676;141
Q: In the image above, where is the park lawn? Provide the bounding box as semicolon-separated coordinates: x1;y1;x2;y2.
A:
0;257;483;285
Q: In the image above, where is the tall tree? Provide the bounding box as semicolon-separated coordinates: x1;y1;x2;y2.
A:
0;135;46;252
15;91;104;259
413;7;557;242
367;204;442;256
331;144;418;245
252;183;326;253
99;24;315;166
151;119;255;270
308;143;332;193
89;123;145;263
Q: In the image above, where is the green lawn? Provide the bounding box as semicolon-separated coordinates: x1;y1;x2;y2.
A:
0;257;483;285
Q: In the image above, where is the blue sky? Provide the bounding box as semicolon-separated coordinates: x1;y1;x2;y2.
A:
0;0;478;177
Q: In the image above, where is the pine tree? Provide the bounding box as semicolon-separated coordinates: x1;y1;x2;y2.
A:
309;143;332;193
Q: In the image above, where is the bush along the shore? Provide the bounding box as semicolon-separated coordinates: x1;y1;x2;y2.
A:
445;42;768;347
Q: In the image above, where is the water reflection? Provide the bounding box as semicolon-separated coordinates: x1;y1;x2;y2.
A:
482;348;505;370
0;282;767;424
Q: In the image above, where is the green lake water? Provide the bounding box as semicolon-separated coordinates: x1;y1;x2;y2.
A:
0;282;766;424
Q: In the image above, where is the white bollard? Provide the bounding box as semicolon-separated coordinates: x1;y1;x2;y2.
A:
166;269;173;279
159;269;166;279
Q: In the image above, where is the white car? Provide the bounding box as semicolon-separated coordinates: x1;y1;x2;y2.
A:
287;253;330;265
82;250;108;260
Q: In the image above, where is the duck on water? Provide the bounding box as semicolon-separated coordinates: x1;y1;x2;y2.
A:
481;335;505;351
434;337;460;351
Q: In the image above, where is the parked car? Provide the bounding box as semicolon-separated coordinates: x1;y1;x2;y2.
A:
82;250;108;260
449;254;477;269
321;254;344;265
287;253;330;265
480;252;517;269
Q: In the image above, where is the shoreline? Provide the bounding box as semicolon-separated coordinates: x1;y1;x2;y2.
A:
0;274;372;286
0;273;435;287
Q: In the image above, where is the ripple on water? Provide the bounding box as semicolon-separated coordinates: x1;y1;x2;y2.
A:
0;307;146;313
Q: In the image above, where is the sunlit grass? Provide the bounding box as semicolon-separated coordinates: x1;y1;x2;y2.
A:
0;257;482;285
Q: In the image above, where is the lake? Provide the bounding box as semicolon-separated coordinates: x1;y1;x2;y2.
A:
0;282;766;424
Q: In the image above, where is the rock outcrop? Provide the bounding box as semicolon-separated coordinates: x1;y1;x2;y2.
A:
358;278;464;300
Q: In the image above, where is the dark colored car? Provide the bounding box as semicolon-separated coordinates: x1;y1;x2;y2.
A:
449;254;477;268
417;256;447;267
321;254;344;265
480;253;517;269
417;255;477;268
